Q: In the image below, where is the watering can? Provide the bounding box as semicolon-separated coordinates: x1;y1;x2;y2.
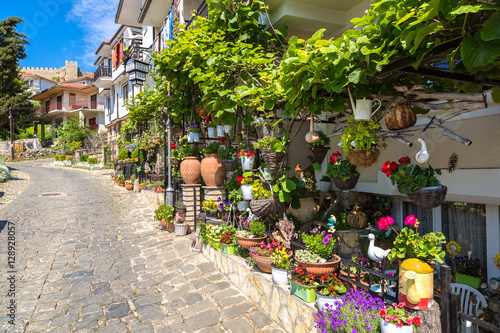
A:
348;88;382;121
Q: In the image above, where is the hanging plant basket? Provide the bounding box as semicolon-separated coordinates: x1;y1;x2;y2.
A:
332;174;359;191
260;148;284;175
309;147;330;165
221;160;238;172
250;197;282;217
347;149;380;168
170;158;181;166
407;185;447;210
255;124;272;139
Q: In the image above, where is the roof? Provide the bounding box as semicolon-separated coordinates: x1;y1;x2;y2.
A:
58;83;89;88
29;83;98;100
64;74;94;83
20;73;57;82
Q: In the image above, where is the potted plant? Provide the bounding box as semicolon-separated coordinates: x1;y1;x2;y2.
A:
201;198;219;218
379;303;422;333
170;143;183;166
218;143;238;173
326;151;359;190
125;175;135;191
254;134;289;175
174;214;189;236
315;289;385;332
318;175;331;193
174;200;186;218
382;156;447;209
131;148;139;162
153;180;164;193
308;131;331;165
340;116;385;168
237;172;255;200
235;217;266;248
207;121;216;138
185;123;200;143
200;141;226;187
316;273;347;311
117;150;129;167
236;149;255;171
250;239;290;274
250;180;282;217
228;188;246;211
290;265;318;303
154;204;175;232
295;230;340;276
116;174;125;187
216;197;232;221
197;211;207;226
219;225;237;255
453;256;483;289
271;246;293;285
206;224;223;250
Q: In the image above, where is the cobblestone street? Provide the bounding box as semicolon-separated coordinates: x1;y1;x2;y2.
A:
0;161;285;333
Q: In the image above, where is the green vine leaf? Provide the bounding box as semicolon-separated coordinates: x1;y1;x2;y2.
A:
482;12;500;41
461;35;500;69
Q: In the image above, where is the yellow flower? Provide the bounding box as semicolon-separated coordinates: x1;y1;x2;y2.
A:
495;253;500;268
446;241;461;256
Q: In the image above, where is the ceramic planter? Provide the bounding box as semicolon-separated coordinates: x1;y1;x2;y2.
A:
155;186;163;193
240;156;255;171
118;181;125;187
315;291;344;311
296;255;341;276
207;235;221;250
125;184;134;191
241;184;253;200
237;200;249;211
272;266;289;285
187;132;200;143
290;280;316;303
455;273;481;289
236;235;266;249
221;160;238;172
399;258;434;310
220;243;237;255
207;127;216;138
201;153;226;187
217;125;225;137
224;125;232;134
380;318;414;333
251;253;273;273
160;219;175;232
180;156;201;185
318;181;331;192
174;222;188;236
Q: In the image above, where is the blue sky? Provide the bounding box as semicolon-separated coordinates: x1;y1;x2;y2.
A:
2;0;120;73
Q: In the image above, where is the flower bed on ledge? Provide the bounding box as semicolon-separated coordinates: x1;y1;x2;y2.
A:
202;243;316;333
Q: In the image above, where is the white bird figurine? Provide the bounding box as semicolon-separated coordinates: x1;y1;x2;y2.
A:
415;138;430;164
366;233;391;264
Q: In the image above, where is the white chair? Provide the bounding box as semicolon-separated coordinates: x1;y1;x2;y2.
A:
451;283;488;333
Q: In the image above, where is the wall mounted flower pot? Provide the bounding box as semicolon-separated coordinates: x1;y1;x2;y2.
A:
236;235;266;249
272;266;289;285
201;153;226;187
207;127;216;138
220;243;237;255
332;175;359;191
316;292;344;311
224;125;232;134
237;200;249;211
348;149;380;168
180;156;201;185
455;272;481;289
221;160;238;172
217;125;225;137
296;255;341;276
309;146;330;165
259;148;284;175
250;197;282;217
407;185;447;210
240;156;255;171
241;184;253;200
290;280;316;303
187;132;200;143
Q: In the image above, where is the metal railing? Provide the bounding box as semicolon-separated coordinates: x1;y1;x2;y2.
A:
94;65;111;80
185;0;208;30
37;102;105;115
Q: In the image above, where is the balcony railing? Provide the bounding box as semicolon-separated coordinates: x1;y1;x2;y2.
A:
89;124;99;131
185;0;208;30
37;102;105;115
94;66;112;81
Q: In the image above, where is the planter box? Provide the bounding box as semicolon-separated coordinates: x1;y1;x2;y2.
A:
220;243;237;255
455;272;481;289
207;235;221;250
290;280;316;303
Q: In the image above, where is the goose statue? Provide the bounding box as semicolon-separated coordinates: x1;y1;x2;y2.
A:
365;233;391;264
415;138;430;164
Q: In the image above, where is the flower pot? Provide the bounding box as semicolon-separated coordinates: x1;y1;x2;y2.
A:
316;291;344;311
339;269;359;290
309;147;330;165
251;253;273;273
207;127;216;138
226;171;234;179
221;160;238;172
187;132;200;143
380;318;414;333
348;149;380;168
272;266;289;285
290;280;316;303
180;156;201;185
236;235;266;249
206;210;218;218
118;181;125;187
237;200;249;211
217;125;225;137
224;125;232;134
174;222;188;236
455;273;481;289
240;156;255;171
176;207;186;219
250;197;282;217
296;255;341;276
125;161;134;168
160;218;175;232
399;258;434;310
208;235;221;250
201;153;226;187
220;243;237;255
289;197;317;223
155;186;163;193
259;148;284;175
332;175;359;191
241;184;253;200
318;181;331;193
125;184;134;191
134;157;139;162
407;186;447;210
220;211;230;221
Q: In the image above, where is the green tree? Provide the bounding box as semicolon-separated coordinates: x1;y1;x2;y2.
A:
0;17;33;140
57;118;86;148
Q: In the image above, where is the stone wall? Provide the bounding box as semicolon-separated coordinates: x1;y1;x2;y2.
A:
22;60;84;81
83;133;107;155
19;148;57;159
202;244;317;333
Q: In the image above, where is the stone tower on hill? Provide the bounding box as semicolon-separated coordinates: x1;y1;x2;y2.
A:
21;60;89;82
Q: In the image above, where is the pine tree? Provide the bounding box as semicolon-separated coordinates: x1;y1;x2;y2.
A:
0;17;33;140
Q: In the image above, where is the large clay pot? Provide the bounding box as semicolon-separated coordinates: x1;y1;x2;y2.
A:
221;160;238;172
296;255;341;276
236;235;267;249
180;156;201;185
201;153;226;187
251;253;273;273
289;197;317;223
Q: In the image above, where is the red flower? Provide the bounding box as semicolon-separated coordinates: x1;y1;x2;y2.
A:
413;317;421;325
382;161;392;177
329;152;341;164
398;156;411;165
380;309;387;316
246;151;254;157
171;144;176;149
390;161;399;171
396;321;403;327
220;137;227;143
237;176;244;184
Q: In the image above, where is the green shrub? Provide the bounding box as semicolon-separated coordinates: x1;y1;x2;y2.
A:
131;148;139;161
139;149;147;163
57;155;67;161
0;165;11;182
80;154;88;162
154;204;175;222
117;150;129;160
57;118;86;148
66;156;73;161
87;157;97;164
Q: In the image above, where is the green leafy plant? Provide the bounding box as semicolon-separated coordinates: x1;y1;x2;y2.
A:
249;219;266;238
340;117;384;155
302;231;335;260
453;256;483;278
320;175;331;182
326;151;358;181
201;141;220;155
131;148;139;161
228;188;243;203
308;131;330;148
272;175;303;209
316;273;347;297
57;118;86;148
80;154;88;162
154;204;174;223
87;157;97;164
295;249;323;263
139;149;147;163
254;134;290;153
218;145;236;160
117;150;129;161
382;157;441;195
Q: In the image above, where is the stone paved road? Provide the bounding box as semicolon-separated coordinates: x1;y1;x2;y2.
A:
0;161;286;333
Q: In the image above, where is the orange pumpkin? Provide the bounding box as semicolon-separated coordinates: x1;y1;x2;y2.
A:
384;104;417;130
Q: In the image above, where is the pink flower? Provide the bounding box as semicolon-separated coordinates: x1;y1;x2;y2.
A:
323;237;330;244
405;215;419;228
378;216;394;230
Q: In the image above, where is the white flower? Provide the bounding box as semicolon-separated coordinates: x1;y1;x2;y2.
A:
350;140;356;147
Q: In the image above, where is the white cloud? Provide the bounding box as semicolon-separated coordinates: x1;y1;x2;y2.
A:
66;0;120;70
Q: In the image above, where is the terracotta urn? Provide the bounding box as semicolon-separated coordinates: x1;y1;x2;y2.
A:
236;235;267;249
180;156;201;185
296;255;341;276
201;153;226;187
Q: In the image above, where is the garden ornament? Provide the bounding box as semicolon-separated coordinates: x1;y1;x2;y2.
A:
348;88;381;121
305;117;319;143
415;138;430;164
363;233;391;264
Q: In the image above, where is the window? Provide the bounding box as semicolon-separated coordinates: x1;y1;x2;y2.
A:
106;97;111;115
122;83;129;103
57;95;62;109
91;94;97;109
402;202;434;235
69;93;76;107
442;202;487;274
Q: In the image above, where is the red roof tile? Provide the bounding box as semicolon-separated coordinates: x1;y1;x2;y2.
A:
58;83;89;88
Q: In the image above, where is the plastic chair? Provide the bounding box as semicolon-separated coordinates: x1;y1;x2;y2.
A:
451;283;488;333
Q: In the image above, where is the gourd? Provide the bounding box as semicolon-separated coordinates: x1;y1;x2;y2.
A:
346;205;368;229
384;103;417;130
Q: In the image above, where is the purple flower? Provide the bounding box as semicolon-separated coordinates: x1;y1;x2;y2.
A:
323;237;329;244
321;231;326;236
312;228;319;234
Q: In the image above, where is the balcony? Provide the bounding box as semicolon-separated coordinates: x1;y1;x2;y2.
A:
37;102;105;116
94;65;113;88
